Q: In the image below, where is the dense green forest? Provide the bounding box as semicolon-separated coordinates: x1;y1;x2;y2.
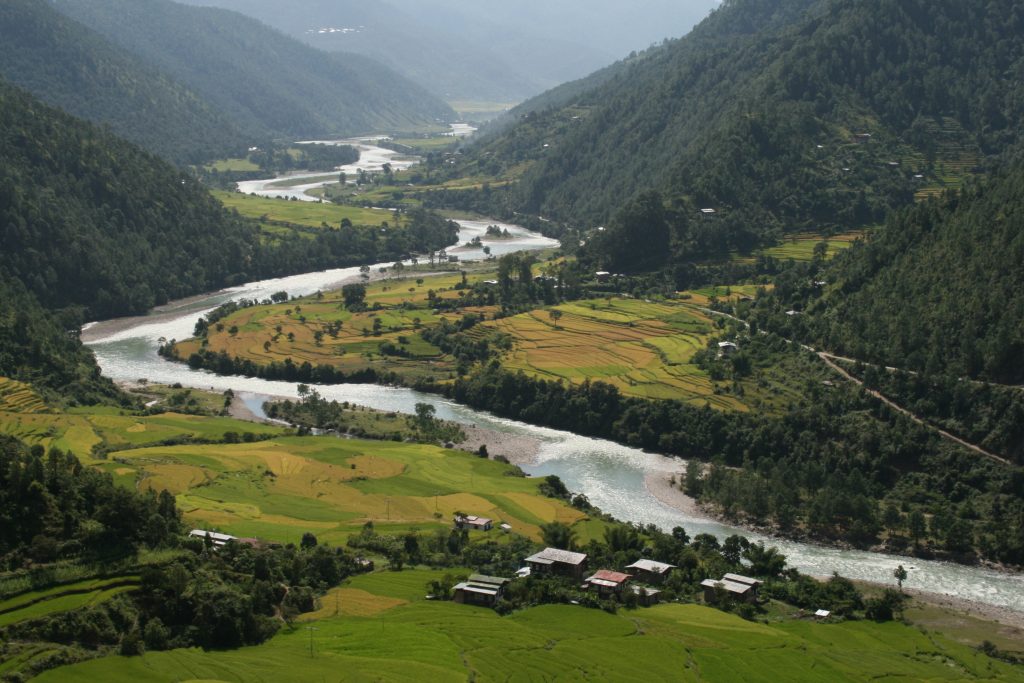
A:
0;0;249;165
0;79;259;318
0;79;461;323
51;0;455;141
755;165;1024;384
455;0;1024;273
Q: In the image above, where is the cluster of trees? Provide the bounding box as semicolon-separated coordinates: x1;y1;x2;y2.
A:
0;436;181;569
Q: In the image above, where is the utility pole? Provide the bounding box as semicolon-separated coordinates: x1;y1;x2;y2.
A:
306;626;318;658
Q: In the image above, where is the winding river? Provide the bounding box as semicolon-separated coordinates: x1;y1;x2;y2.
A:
83;140;1024;614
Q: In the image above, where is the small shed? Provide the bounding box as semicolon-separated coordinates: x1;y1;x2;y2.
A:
625;559;677;585
454;514;493;531
718;341;739;357
814;609;831;619
453;575;510;607
584;570;632;597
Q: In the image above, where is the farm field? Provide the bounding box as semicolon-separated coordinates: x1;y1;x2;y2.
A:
37;582;1024;683
732;230;867;264
107;435;590;548
214;190;401;229
171;270;811;411
0;377;49;414
483;298;744;408
0;405;284;464
0;577;140;628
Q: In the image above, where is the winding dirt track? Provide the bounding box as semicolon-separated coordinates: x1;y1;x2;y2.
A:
697;307;1015;468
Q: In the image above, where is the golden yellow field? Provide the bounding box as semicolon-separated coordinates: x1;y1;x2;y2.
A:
483;298;746;409
0;377;49;414
101;436;589;547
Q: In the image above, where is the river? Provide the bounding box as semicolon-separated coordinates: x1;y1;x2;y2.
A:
83;140;1024;614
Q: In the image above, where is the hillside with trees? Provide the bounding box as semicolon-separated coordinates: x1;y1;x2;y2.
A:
0;0;249;165
459;0;1024;273
0;79;262;319
758;166;1024;384
51;0;455;141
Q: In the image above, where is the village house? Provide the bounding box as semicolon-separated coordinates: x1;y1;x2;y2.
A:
718;341;739;357
453;575;511;608
700;208;717;219
189;529;237;549
525;548;589;580
595;271;611;283
700;573;763;604
454;514;493;531
852;133;872;144
584;570;632;597
625;559;677;585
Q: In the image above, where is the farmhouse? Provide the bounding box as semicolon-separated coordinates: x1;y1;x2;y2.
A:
453;575;511;607
595;271;611;283
189;529;236;549
701;573;763;604
718;341;739;356
454;514;493;531
584;569;632;597
700;208;717;219
625;559;677;584
525;548;589;580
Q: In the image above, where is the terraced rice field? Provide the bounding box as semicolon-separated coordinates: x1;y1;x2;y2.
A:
736;231;866;263
0;577;140;628
106;436;589;547
483;298;746;409
0;407;283;461
40;578;1024;683
0;377;48;413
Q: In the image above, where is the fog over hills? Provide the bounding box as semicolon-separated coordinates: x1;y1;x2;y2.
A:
176;0;720;104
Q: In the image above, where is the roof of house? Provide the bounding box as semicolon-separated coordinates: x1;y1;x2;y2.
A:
814;609;831;618
189;529;236;543
626;559;676;574
718;341;738;349
631;585;662;596
701;208;717;214
456;515;493;526
453;582;499;597
701;578;753;595
723;573;762;587
587;570;631;585
526;548;588;566
468;574;510;587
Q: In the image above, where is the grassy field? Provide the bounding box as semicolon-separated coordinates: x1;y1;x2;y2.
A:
38;578;1024;682
106;435;588;547
0;577;140;628
215;190;401;229
0;377;49;414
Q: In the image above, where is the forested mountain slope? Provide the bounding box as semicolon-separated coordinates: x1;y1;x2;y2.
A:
0;79;260;319
0;0;249;165
466;0;1024;271
761;165;1024;385
52;0;455;140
